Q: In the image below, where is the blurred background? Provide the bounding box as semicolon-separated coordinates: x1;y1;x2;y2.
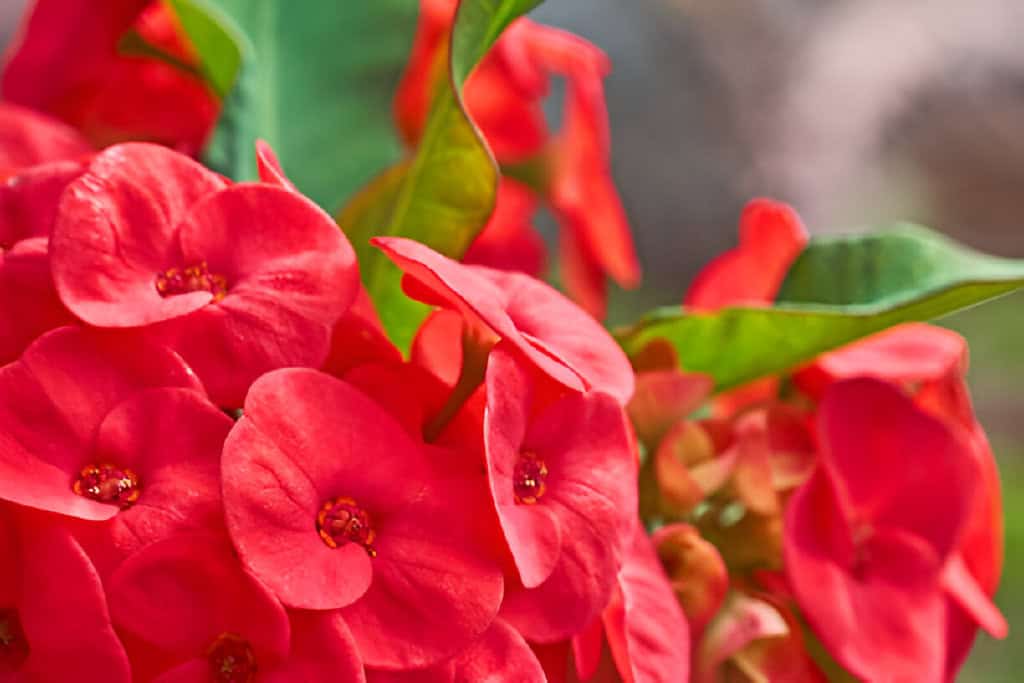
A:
2;0;1020;678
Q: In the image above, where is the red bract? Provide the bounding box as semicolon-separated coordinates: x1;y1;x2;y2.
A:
923;376;1008;675
366;619;545;683
0;103;91;174
485;342;634;593
0;326;203;520
463;179;546;277
627;370;712;449
684;199;807;311
222;368;503;670
484;344;635;632
374;236;634;403
0;160;84;364
0;507;130;682
51;142;358;406
795;323;1007;675
395;2;638;318
653;524;729;640
321;288;403;379
70;387;231;579
2;0;217;153
110;532;368;683
395;0;548;161
784;378;980;682
794;322;966;398
112;536;333;681
695;589;825;683
545;52;638;319
574;524;691;683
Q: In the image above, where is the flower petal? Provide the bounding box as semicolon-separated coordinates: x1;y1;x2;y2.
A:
0;326;202;519
109;531;290;660
684;199;806;311
374;237;634;403
51;143;227;327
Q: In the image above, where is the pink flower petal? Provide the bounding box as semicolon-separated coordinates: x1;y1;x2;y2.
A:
74;387;230;577
818;378;978;555
684;199;807;311
109;531;290;662
51;143;227;327
374;236;634;403
0;103;91;171
603;526;690;683
15;509;131;682
255;140;296;191
795;323;967;399
0;326;202;519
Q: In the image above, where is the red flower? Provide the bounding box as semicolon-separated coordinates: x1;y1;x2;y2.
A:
627;370;713;449
222;368;503;670
794;322;966;398
544;51;639;319
694;589;825;683
573;524;691;683
0;159;85;364
483;344;636;641
0;506;130;682
652;523;729;640
684;199;807;311
395;1;549;162
395;2;638;318
2;0;218;153
374;236;634;403
109;531;367;682
784;378;980;682
0;326;204;520
0;103;92;174
366;619;545;682
321;288;403;380
69;387;231;579
795;323;1007;675
463;179;546;277
51;143;359;406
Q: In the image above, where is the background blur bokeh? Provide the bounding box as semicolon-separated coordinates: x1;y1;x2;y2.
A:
2;0;1021;678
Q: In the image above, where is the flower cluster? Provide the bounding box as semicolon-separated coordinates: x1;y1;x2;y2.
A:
0;113;674;679
0;0;1011;682
633;201;1008;681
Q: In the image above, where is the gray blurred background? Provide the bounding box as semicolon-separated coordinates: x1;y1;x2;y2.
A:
2;0;1021;678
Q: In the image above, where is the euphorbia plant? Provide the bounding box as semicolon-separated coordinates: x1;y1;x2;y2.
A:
0;0;1018;681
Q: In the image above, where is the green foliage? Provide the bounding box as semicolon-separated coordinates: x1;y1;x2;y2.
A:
619;225;1024;391
165;0;241;98
170;0;419;212
338;0;543;352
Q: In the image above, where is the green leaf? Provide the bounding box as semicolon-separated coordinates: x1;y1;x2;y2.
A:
165;0;242;98
618;225;1024;391
172;0;419;212
338;0;543;352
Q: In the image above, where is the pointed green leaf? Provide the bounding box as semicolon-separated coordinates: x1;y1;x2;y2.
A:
172;0;419;212
338;0;543;352
619;225;1024;391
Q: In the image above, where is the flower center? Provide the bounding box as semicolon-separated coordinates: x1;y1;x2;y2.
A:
0;608;29;673
155;261;227;300
206;633;257;683
317;496;377;557
514;452;548;505
72;463;141;508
